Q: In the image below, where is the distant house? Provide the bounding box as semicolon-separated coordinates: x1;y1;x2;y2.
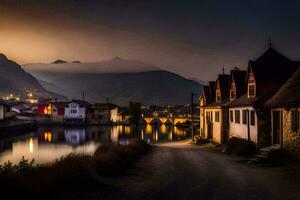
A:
0;100;14;120
64;100;88;124
201;73;230;143
86;103;119;125
266;68;300;153
226;47;299;147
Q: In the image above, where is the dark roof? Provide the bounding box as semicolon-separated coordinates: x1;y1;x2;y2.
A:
248;47;298;86
208;81;216;98
230;69;247;98
217;74;230;100
200;85;214;105
69;100;90;107
226;85;279;108
266;68;300;107
52;102;69;109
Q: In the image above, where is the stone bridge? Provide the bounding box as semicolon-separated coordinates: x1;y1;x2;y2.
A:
142;117;191;125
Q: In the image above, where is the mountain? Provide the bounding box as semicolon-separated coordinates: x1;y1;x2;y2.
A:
23;58;202;106
0;53;64;99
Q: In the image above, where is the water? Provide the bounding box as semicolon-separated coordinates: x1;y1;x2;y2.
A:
0;124;190;165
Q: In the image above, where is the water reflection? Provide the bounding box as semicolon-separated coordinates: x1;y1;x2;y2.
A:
0;125;190;165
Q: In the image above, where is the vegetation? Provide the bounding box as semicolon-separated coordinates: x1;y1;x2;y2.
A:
263;149;296;166
0;139;151;199
128;102;142;126
194;136;210;145
222;137;257;156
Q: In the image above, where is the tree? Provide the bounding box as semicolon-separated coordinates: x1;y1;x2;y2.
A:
128;102;142;126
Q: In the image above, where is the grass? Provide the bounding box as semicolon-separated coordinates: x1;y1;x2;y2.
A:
0;139;151;199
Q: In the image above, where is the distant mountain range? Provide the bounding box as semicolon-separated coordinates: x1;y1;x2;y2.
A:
0;54;63;99
23;57;202;106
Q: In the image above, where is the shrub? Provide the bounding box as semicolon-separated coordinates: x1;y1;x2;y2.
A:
195;136;210;145
265;149;296;166
223;137;257;156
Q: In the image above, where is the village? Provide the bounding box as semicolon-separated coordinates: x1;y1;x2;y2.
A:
199;43;300;159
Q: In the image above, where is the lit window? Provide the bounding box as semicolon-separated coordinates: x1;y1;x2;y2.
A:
230;82;236;101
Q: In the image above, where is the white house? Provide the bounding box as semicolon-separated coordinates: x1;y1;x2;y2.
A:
64;100;87;124
0;100;13;120
226;47;299;147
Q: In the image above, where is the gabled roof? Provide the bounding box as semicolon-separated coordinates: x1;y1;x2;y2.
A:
230;68;247;98
266;67;300;107
248;47;298;85
217;74;230;99
208;81;216;99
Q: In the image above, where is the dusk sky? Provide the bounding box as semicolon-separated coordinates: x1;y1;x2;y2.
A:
1;0;300;81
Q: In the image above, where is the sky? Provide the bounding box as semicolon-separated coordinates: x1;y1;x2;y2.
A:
0;0;300;81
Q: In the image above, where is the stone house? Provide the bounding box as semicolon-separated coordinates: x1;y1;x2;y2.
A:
226;47;299;147
266;68;300;155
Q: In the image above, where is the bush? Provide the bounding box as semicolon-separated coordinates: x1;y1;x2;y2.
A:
0;139;151;199
265;149;296;166
222;137;257;156
195;136;210;145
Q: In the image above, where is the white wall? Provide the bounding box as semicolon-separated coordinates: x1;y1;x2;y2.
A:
229;106;258;143
0;105;4;120
64;102;86;119
203;107;222;143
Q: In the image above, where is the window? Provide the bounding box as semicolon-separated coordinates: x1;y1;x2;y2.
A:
242;110;247;124
250;111;255;126
215;111;220;122
235;110;240;123
210;111;213;122
291;110;299;132
248;72;256;98
216;90;221;102
230;82;236;101
248;85;255;97
230;110;233;122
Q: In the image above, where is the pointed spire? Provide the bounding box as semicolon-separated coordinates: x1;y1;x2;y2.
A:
268;36;272;48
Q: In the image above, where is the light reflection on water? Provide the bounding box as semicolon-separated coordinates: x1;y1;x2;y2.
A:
0;125;190;165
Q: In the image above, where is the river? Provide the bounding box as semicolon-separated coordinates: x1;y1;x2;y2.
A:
0;124;190;165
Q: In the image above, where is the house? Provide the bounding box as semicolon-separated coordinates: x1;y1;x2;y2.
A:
266;68;300;154
64;100;88;124
86;103;119;125
201;73;230;143
226;46;299;147
0;99;14;120
199;81;215;138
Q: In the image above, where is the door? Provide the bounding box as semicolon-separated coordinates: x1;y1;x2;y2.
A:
272;110;282;144
206;112;213;139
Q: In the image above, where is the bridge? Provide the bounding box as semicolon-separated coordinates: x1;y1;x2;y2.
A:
141;116;192;125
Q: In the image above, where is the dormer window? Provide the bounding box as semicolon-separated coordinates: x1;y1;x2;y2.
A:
248;72;256;98
216;89;221;102
230;82;236;101
216;80;221;102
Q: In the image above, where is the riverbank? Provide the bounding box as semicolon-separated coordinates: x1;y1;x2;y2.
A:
0;139;151;199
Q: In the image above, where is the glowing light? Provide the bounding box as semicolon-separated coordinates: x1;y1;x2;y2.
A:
44;132;52;142
29;138;34;153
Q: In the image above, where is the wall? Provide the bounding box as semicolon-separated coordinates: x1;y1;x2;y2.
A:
203;107;222;143
0;105;3;120
276;107;300;158
229;106;258;143
64;103;86;119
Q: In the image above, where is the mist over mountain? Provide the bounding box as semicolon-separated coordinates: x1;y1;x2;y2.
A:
24;58;202;106
0;53;63;99
23;57;160;74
